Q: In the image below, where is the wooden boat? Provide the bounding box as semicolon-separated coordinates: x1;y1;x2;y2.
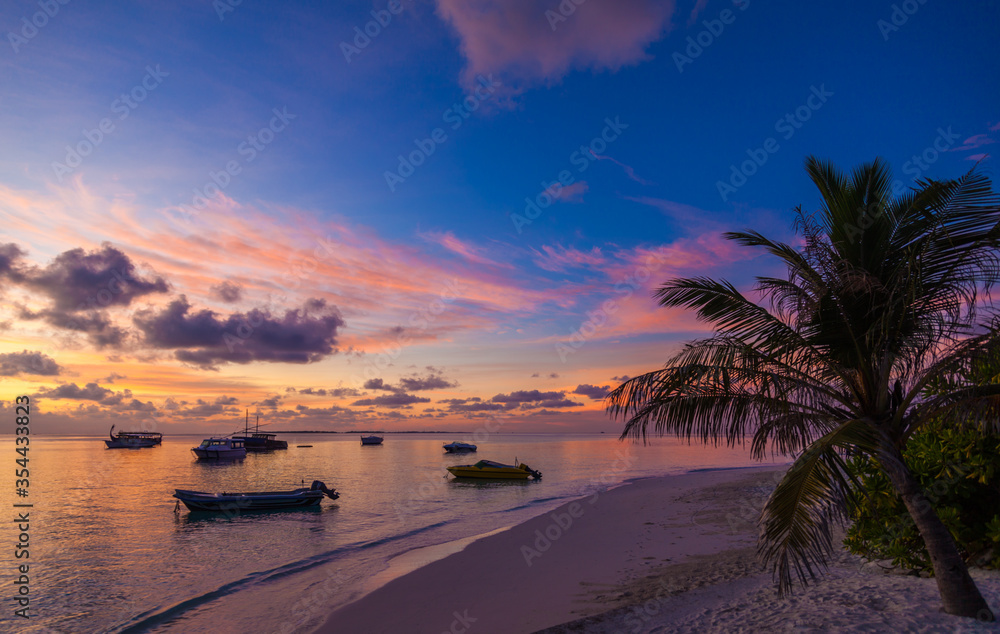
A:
105;425;162;448
191;437;246;460
232;412;288;451
447;459;542;480
173;480;339;511
361;435;383;445
443;441;477;453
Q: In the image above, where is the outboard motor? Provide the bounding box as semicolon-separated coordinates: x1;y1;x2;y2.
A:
311;480;340;500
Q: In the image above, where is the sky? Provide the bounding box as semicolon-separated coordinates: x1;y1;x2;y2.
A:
0;0;997;435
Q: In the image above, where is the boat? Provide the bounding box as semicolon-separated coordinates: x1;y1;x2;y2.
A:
105;425;162;448
173;480;339;512
232;412;288;451
361;435;383;445
443;441;477;453
191;437;246;460
447;459;542;480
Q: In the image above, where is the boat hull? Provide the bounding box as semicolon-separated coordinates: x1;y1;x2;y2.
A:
173;489;325;511
106;438;158;448
191;448;246;459
446;460;541;480
443;443;477;453
361;436;383;445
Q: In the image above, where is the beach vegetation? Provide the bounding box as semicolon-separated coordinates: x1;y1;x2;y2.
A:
607;157;1000;620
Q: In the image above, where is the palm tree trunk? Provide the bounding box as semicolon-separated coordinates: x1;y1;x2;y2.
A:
878;442;995;621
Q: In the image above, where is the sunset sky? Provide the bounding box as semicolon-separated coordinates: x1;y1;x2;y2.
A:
1;0;996;434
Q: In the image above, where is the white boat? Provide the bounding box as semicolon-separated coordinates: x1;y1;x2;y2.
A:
443;441;477;453
105;425;162;448
191;437;246;460
361;435;383;445
173;480;339;512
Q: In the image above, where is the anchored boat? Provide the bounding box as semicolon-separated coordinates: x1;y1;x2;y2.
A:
173;480;339;511
443;441;477;453
447;459;542;480
361;435;384;445
191;437;246;460
232;412;288;451
105;425;162;448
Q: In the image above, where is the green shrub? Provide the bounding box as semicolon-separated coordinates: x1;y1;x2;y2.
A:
844;422;1000;572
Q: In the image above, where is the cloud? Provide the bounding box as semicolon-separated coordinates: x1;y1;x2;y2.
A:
573;383;610;400
611;375;631;382
364;378;391;390
545;180;589;203
0;350;62;376
299;387;328;396
24;243;168;311
590;152;652;184
686;0;710;25
532;244;605;272
352;393;431;408
398;373;458;391
36;382;112;401
211;281;243;303
441;397;508;412
490;389;583;409
435;0;674;86
0;243;26;286
422;231;514;269
19;306;129;348
133;296;344;367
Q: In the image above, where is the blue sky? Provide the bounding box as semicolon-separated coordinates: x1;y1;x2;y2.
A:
0;0;997;433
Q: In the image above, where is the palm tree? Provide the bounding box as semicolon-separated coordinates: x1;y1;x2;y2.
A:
607;157;1000;620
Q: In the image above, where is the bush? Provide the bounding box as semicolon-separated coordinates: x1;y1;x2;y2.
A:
844;422;1000;573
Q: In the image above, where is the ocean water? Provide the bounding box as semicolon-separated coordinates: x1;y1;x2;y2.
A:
0;433;778;633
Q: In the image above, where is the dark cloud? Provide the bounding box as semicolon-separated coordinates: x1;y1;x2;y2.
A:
0;243;26;285
259;395;282;408
440;398;509;412
364;378;390;390
351;393;431;408
491;389;582;409
611;375;631;382
573;384;611;400
0;350;62;376
101;372;126;383
398;374;458;391
329;387;361;398
211;281;243;303
20;306;129;348
134;296;344;367
491;390;565;403
299;387;328;396
36;382;112;401
214;395;239;405
548;373;559;378
26;243;168;311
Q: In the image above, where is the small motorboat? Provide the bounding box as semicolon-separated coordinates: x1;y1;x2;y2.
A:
192;437;246;460
443;441;477;453
173;480;340;512
105;425;162;448
361;435;383;445
447;460;542;480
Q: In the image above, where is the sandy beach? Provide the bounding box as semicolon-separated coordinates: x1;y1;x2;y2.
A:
314;466;1000;634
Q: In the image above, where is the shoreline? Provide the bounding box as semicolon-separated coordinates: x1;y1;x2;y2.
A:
312;465;785;633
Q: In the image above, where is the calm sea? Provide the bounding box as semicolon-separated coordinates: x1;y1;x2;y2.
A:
0;432;777;633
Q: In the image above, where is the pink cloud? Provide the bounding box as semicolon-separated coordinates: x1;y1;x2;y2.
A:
966;153;989;162
686;0;710;26
989;122;1000;132
947;133;995;152
434;0;675;86
532;244;605;272
590;152;652;184
544;180;589;203
421;230;514;269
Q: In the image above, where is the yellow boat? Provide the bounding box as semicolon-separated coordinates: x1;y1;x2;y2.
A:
446;459;542;480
